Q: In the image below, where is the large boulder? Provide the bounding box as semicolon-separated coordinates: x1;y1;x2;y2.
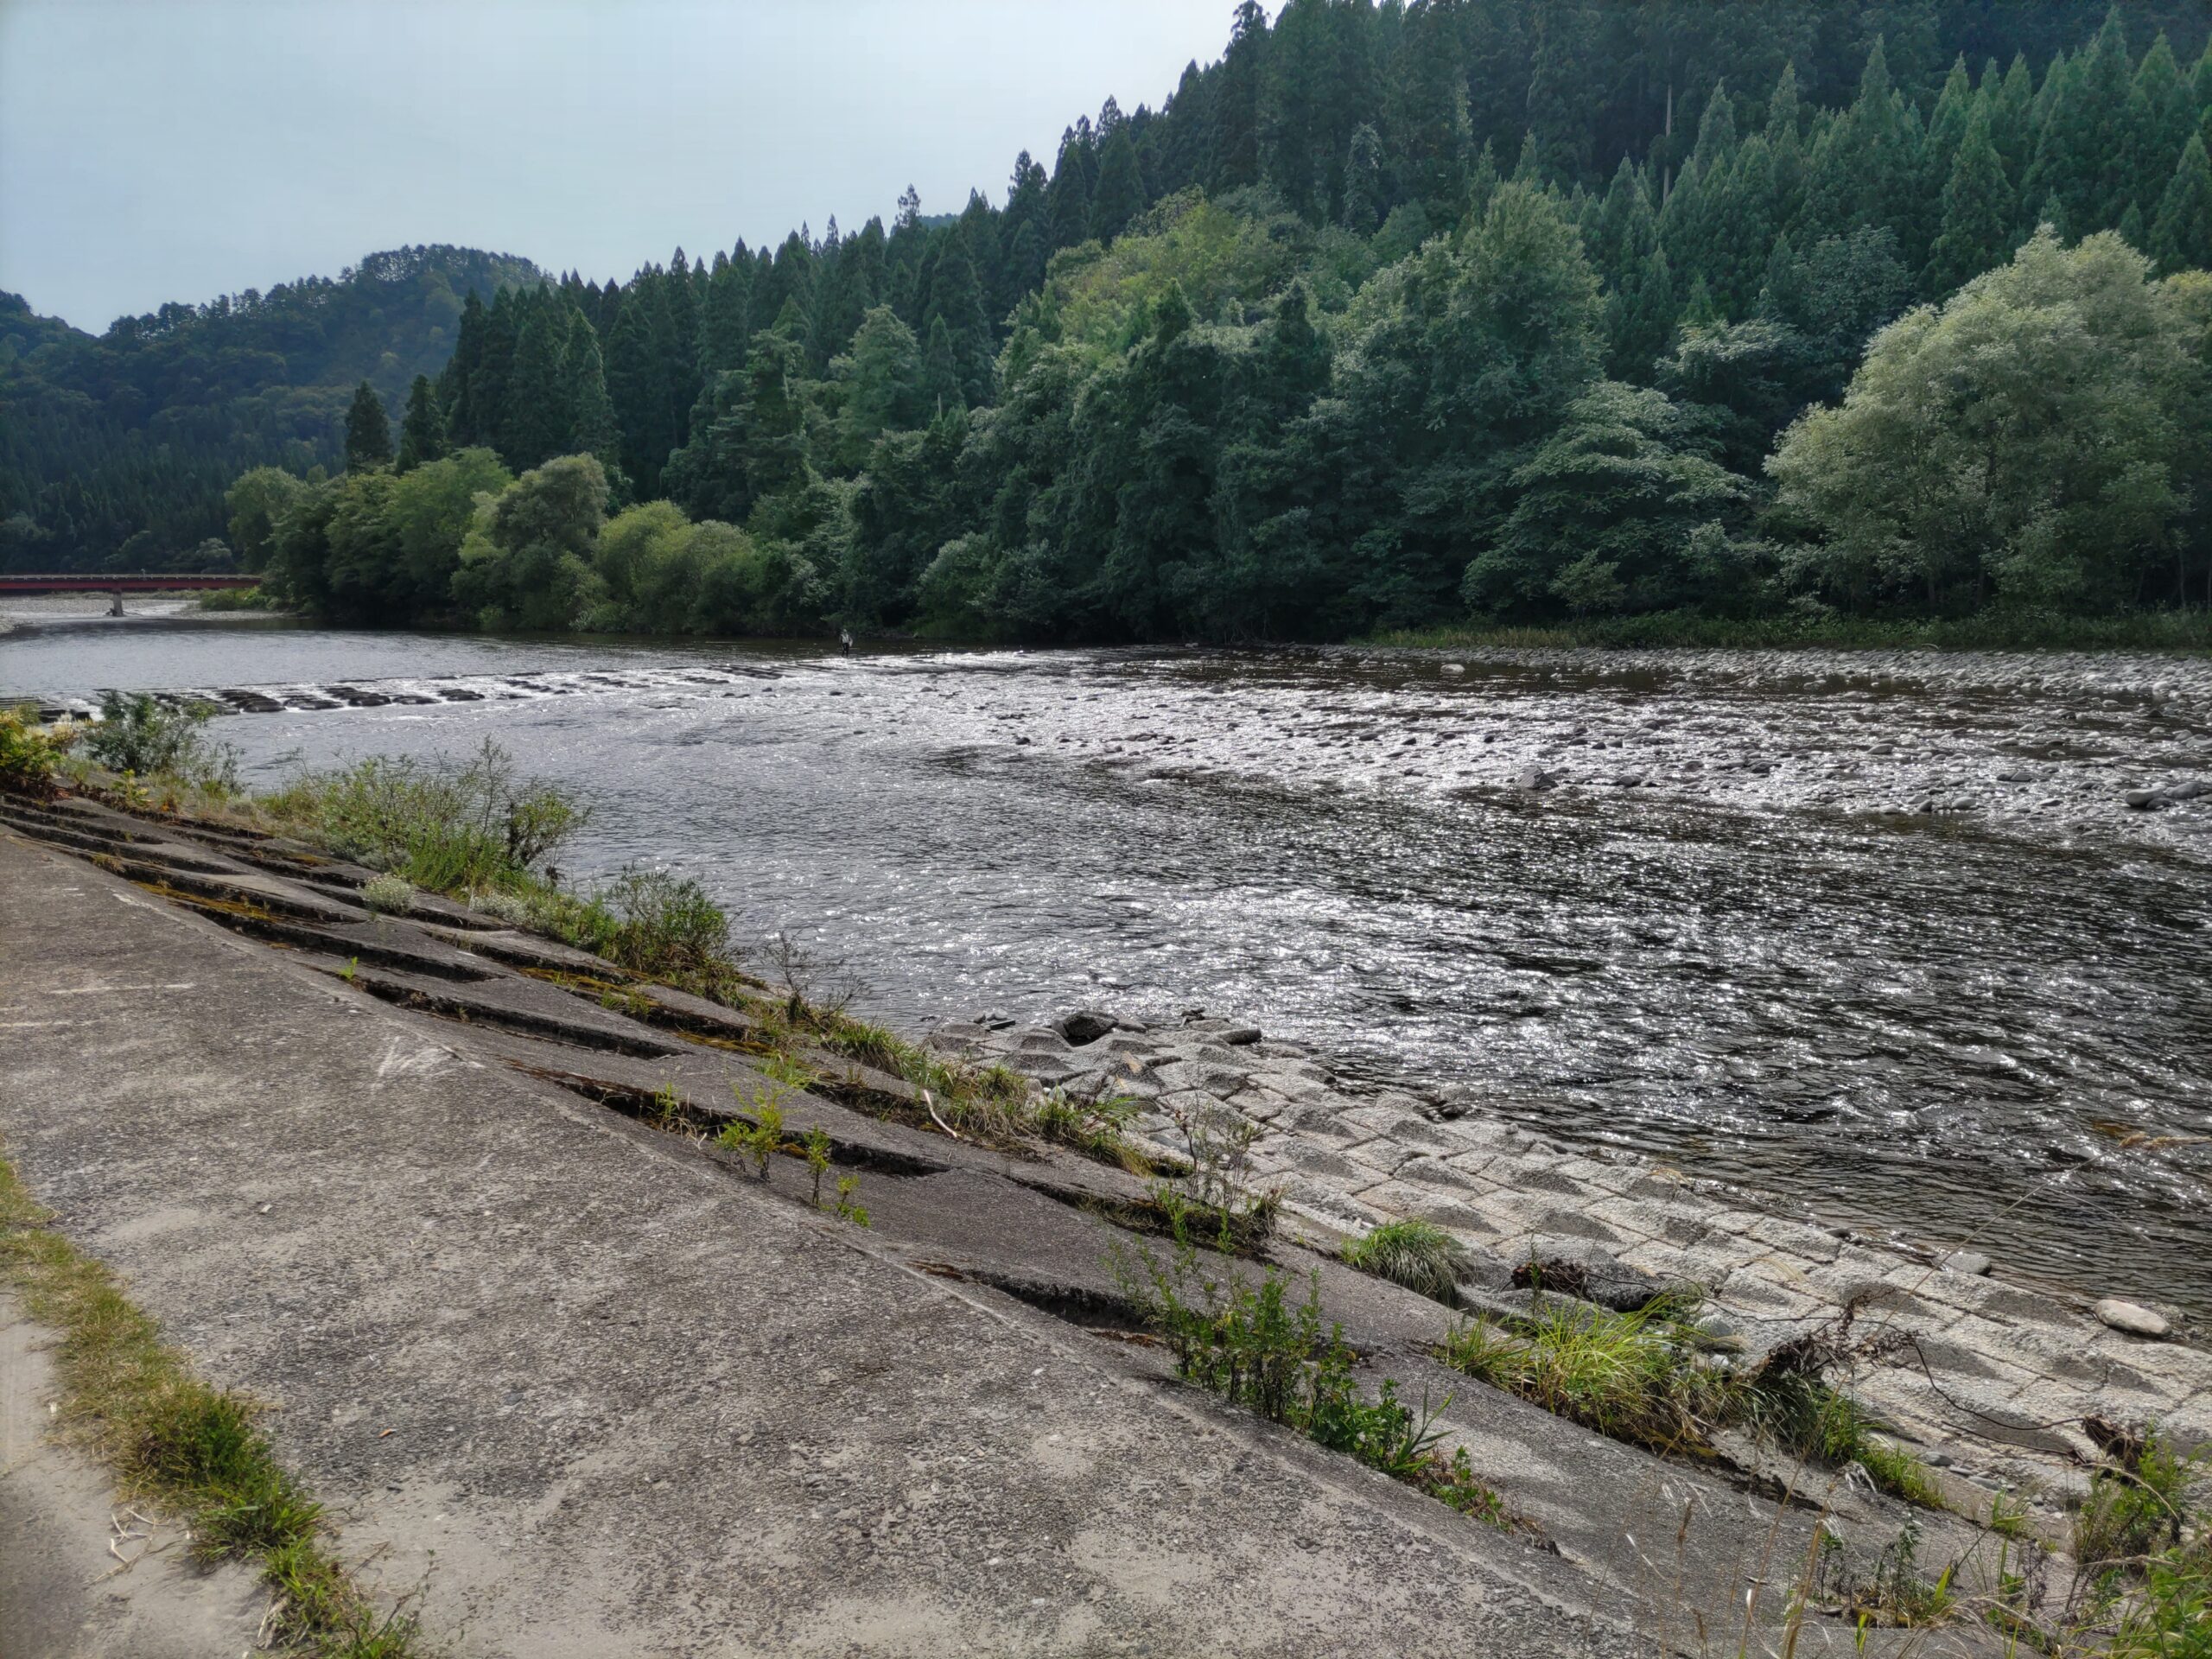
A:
1054;1009;1119;1046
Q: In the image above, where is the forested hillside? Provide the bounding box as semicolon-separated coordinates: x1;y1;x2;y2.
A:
19;1;2212;639
0;246;540;570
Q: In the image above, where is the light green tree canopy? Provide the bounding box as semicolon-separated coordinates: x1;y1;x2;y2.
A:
1770;228;2206;611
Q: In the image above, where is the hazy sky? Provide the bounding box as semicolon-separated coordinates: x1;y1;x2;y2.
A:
0;0;1242;333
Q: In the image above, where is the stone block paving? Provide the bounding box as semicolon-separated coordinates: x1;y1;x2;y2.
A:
931;1011;2212;1512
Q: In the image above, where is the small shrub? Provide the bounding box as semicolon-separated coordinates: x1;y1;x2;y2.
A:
468;888;535;927
258;739;582;895
1815;1518;1958;1629
359;874;416;915
720;1084;791;1180
593;865;730;982
1341;1219;1468;1304
833;1173;870;1228
81;691;238;792
0;706;78;796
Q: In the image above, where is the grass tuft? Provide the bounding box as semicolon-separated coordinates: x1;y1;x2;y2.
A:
1340;1218;1467;1305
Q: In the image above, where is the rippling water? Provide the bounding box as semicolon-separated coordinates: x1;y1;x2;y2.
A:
9;614;2210;1314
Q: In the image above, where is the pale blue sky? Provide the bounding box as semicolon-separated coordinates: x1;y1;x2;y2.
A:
0;0;1242;332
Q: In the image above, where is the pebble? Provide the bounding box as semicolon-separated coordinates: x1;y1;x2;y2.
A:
1942;1251;1993;1276
2094;1298;2171;1338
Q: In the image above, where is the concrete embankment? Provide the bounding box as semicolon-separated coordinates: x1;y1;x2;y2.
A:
0;814;1649;1657
932;1013;2212;1521
2;794;2198;1654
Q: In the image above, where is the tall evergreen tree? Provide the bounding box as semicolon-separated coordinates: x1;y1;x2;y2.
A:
2129;34;2199;213
565;311;621;481
1524;3;1597;183
1091;126;1147;242
504;291;573;469
606;279;676;498
1341;124;1384;233
1046;128;1095;249
921;315;963;414
700;249;753;377
923;231;994;407
396;374;445;474
1608;244;1679;380
2027;10;2138;234
1926;98;2018;292
344;381;391;472
1384;0;1470;213
1211;1;1268;193
439;291;490;445
469;289;520;457
2151;133;2212;271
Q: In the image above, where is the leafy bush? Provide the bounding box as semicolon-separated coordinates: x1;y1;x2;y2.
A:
258;738;582;893
0;706;77;797
1340;1218;1468;1304
80;691;238;791
523;864;732;984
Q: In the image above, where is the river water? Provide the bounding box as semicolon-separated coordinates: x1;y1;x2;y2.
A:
8;611;2211;1315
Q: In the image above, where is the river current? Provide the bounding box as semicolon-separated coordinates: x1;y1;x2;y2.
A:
8;610;2210;1315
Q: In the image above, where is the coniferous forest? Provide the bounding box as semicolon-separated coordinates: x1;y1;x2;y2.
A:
10;1;2212;641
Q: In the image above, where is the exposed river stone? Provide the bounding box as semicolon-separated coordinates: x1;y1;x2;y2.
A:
2094;1298;2172;1338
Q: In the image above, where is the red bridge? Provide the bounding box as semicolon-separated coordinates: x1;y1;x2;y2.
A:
0;573;260;594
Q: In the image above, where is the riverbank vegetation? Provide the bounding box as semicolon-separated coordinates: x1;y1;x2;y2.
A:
12;4;2212;647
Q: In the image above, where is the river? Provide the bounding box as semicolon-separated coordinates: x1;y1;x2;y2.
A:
8;609;2210;1316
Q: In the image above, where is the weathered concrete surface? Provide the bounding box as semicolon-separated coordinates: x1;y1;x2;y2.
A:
0;828;1666;1657
1;1294;267;1657
933;1010;2212;1533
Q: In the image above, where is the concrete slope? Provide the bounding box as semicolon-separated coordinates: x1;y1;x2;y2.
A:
0;830;1652;1658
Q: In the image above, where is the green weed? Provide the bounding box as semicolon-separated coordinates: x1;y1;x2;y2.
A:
1340;1218;1468;1305
719;1084;791;1180
1119;1242;1510;1527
